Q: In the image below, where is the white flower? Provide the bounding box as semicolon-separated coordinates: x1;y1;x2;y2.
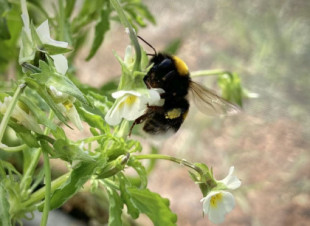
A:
105;89;164;126
0;96;42;133
218;166;242;190
200;166;241;224
19;0;69;75
36;20;68;75
36;20;68;49
201;191;235;224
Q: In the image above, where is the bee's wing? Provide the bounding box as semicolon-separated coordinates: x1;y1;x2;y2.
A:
189;81;240;116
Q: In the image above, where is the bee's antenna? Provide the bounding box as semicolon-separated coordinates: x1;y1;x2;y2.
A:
137;35;157;56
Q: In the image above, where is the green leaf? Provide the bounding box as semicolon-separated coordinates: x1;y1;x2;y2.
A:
25;77;70;127
0;183;12;226
18;132;40;148
77;107;108;132
218;73;243;107
127;158;147;188
46;160;103;210
52;139;95;163
42;44;72;55
65;0;76;18
128;188;177;226
0;18;10;40
19;95;57;131
118;174;139;219
86;7;111;60
163;38;182;55
106;186;123;226
34;60;88;105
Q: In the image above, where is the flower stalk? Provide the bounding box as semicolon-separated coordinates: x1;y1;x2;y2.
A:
134;154;204;175
110;0;141;71
0;84;26;143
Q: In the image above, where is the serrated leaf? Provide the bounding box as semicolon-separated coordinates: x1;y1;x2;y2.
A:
106;186;123;226
86;8;111;60
128;188;177;226
0;183;12;226
127;159;147;188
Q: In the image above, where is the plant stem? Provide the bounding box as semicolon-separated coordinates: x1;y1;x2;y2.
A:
134;154;203;175
40;146;51;226
110;0;141;71
191;69;229;78
0;144;27;152
23;173;70;208
0;84;25;142
20;111;54;193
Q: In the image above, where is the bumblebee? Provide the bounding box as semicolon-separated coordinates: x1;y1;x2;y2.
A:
129;37;239;135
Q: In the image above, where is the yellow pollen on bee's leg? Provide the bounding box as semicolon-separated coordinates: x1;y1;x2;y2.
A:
210;193;223;208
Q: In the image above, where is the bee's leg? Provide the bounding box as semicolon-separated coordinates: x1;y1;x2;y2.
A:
146;104;165;112
129;113;151;137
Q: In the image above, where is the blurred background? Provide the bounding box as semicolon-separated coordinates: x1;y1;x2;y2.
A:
22;0;310;225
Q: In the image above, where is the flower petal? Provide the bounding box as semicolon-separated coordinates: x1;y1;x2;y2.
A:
51;54;68;75
202;191;235;224
36;20;68;48
111;90;141;99
219;166;241;190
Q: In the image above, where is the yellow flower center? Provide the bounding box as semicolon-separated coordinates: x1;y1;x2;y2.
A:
118;95;137;109
63;100;73;110
210;193;223;208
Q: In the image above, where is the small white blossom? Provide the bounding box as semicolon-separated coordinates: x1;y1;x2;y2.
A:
218;166;241;190
0;96;42;133
19;1;69;75
201;166;241;224
36;20;68;75
36;20;68;49
201;191;235;224
105;89;164;126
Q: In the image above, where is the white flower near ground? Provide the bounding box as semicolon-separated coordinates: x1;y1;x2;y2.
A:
0;96;42;134
105;89;164;126
200;166;241;224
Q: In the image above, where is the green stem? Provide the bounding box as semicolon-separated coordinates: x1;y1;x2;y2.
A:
0;144;27;152
110;0;141;71
191;69;229;78
0;84;25;142
40;147;51;226
23;173;70;208
134;154;203;175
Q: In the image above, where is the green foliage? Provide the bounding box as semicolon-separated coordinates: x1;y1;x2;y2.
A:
0;0;246;225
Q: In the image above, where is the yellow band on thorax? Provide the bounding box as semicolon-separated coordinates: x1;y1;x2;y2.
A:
172;56;189;76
